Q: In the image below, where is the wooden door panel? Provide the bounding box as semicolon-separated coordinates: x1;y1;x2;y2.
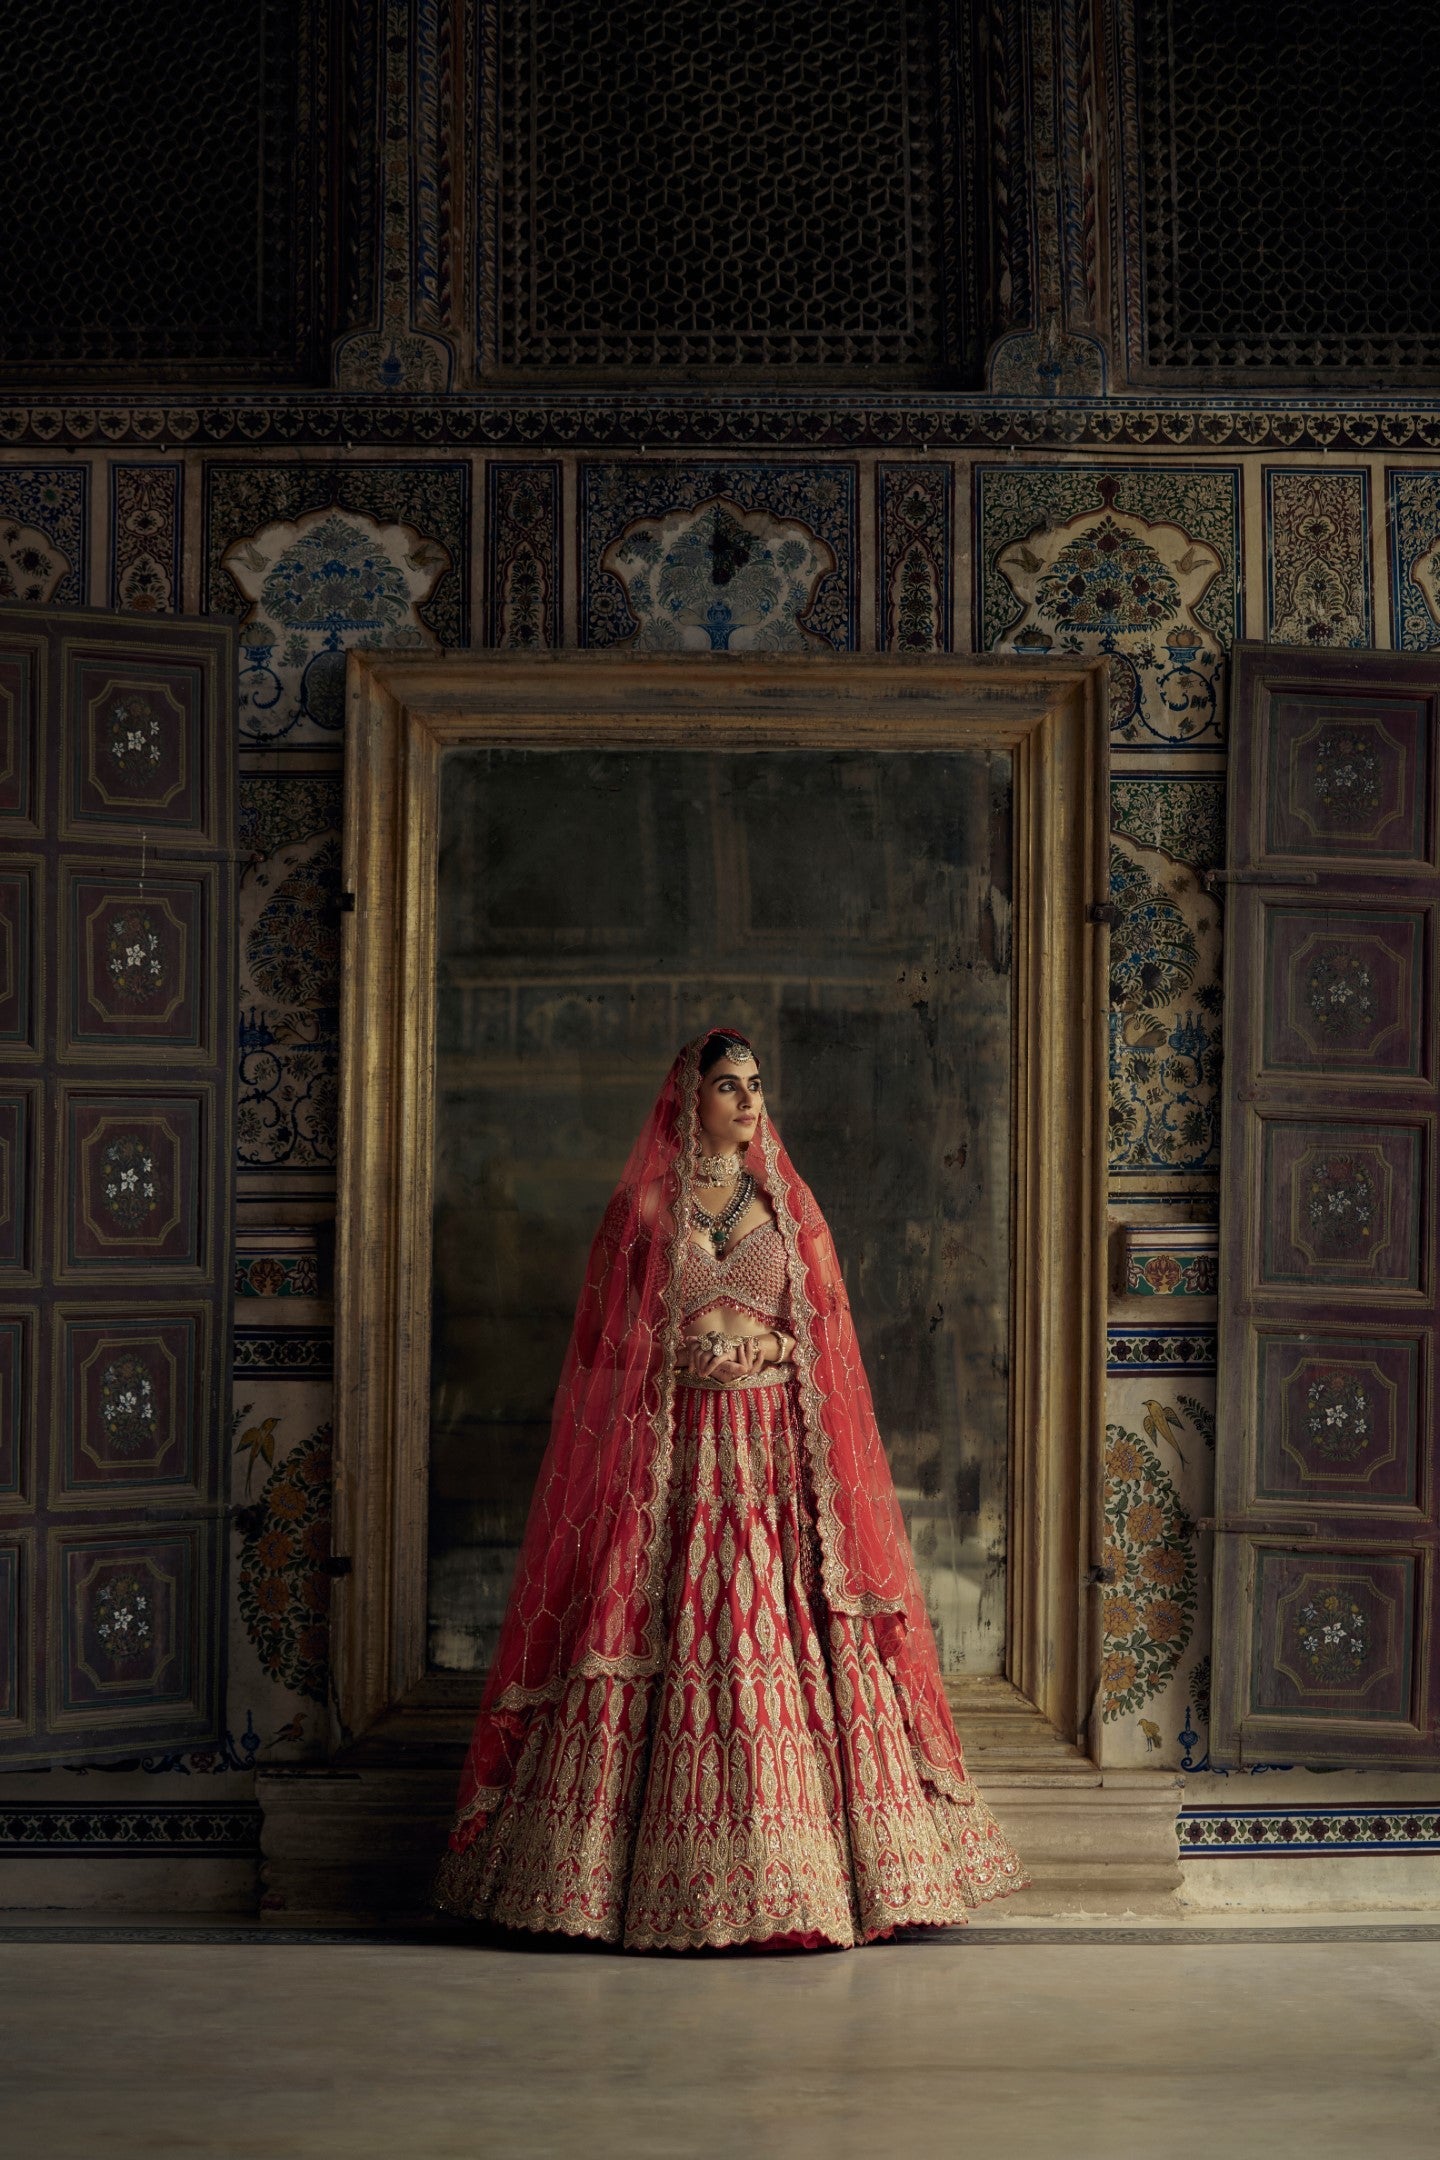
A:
0;605;235;1766
0;1310;35;1503
47;1520;215;1735
1255;1117;1427;1294
60;860;218;1062
0;1532;30;1735
1215;1535;1432;1764
1259;903;1431;1079
1260;690;1434;867
1252;1546;1422;1724
52;1304;211;1504
1250;1325;1428;1512
61;643;215;843
0;636;44;829
0;861;40;1054
1214;646;1440;1765
0;1084;40;1276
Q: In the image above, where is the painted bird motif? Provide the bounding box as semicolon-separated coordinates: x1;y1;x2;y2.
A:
1142;1398;1188;1471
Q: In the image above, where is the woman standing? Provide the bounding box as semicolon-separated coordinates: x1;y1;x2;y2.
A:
436;1028;1025;1949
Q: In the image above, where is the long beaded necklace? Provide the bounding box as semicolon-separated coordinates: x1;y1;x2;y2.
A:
691;1169;755;1257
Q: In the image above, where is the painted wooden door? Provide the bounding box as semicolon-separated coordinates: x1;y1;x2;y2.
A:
0;606;236;1764
1211;645;1440;1766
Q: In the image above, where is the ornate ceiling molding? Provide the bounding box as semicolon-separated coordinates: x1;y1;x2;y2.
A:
6;396;1440;455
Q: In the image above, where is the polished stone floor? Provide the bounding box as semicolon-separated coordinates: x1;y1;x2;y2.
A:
2;1919;1438;2159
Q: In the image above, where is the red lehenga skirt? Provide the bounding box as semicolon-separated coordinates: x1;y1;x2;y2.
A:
435;1368;1026;1950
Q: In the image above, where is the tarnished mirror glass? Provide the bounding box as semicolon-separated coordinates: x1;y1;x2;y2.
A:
427;747;1012;1678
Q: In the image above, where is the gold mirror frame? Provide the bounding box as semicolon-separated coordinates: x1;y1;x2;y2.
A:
332;650;1110;1760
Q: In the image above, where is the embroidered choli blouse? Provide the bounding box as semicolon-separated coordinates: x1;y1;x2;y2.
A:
679;1217;790;1330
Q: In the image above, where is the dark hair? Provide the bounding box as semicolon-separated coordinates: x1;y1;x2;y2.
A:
699;1032;753;1076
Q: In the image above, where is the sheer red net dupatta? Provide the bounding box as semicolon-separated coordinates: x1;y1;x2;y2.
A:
447;1029;976;1849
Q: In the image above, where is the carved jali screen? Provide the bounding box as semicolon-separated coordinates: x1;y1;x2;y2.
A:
0;606;236;1765
1136;0;1440;375
1212;647;1440;1765
0;0;325;382
481;0;973;374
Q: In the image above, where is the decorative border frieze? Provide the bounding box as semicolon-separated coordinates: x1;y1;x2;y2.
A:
0;1803;261;1854
232;1328;333;1378
1107;1326;1217;1374
1181;1806;1440;1857
1117;1224;1218;1298
7;399;1440;455
234;1240;322;1300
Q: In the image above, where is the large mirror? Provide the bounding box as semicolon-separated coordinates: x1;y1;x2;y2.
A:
333;651;1106;1755
426;745;1013;1683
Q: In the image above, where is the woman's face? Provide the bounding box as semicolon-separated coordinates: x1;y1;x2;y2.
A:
697;1054;764;1154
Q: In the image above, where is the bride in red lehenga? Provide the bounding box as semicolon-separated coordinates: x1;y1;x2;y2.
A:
435;1028;1026;1950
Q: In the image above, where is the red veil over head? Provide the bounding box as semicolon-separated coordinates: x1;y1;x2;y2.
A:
450;1029;973;1841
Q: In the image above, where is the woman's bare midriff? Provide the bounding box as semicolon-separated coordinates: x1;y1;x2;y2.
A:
684;1302;774;1342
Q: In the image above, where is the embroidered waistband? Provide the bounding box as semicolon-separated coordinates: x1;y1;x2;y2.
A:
677;1363;794;1392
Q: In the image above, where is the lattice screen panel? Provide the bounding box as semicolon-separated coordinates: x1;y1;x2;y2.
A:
481;0;973;373
1137;0;1440;374
0;0;322;377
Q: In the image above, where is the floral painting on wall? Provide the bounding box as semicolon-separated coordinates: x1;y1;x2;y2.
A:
223;507;450;743
229;1383;336;1761
203;461;469;745
976;465;1241;748
1107;821;1223;1180
581;462;857;651
237;774;343;1172
1099;1381;1215;1769
0;466;87;605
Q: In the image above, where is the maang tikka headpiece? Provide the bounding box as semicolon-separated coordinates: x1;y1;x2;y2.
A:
715;1038;754;1066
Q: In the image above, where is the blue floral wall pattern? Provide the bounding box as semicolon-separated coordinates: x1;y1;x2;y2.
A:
203;461;470;747
0;465;88;605
1387;468;1440;648
976;465;1241;750
223;508;451;744
486;463;562;649
1107;774;1225;1181
1265;468;1372;646
877;463;954;652
598;496;838;653
4;425;1428;1831
237;775;344;1173
1108;844;1223;1178
581;463;857;650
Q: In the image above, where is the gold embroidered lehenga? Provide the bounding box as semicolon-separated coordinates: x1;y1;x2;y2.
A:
435;1031;1026;1950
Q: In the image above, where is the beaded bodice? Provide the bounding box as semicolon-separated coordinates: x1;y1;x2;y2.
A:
679;1216;790;1328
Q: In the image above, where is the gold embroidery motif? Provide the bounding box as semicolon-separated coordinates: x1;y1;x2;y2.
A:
437;1376;1027;1949
679;1362;794;1392
759;1123;902;1623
